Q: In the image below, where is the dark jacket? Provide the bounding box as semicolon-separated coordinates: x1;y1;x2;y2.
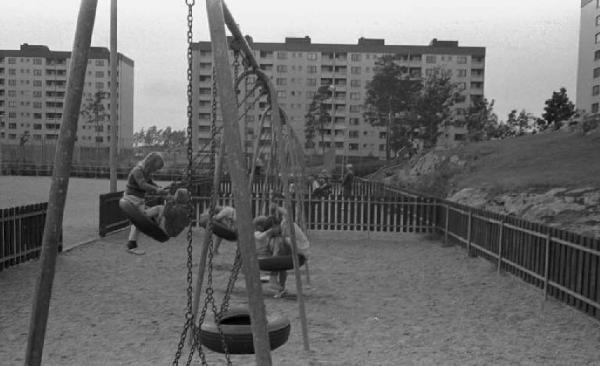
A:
163;198;190;237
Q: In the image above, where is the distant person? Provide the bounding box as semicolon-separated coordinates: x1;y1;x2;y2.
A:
123;152;169;255
145;188;190;237
342;164;355;197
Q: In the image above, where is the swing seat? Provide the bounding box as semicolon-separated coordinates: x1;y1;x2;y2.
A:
118;198;169;243
258;254;306;272
199;307;290;354
198;213;238;241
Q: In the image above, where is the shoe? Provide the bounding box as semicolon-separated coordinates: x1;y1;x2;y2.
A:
127;248;146;255
126;240;138;250
274;289;287;298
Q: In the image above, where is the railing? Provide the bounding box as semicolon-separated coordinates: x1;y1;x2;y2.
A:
98;178;600;320
0;203;62;271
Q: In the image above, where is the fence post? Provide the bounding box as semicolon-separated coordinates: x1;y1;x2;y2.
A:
544;232;551;300
497;221;504;274
466;209;472;256
443;204;449;245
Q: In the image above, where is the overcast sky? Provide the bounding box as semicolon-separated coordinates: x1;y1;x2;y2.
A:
1;0;579;131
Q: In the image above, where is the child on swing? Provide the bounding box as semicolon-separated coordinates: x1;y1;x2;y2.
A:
145;188;191;238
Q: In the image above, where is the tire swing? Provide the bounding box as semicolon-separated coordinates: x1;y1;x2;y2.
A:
118;197;169;243
198;212;238;241
258;254;306;272
199;307;291;354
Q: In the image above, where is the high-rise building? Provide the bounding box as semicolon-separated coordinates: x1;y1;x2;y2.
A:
0;43;134;151
577;0;600;115
192;37;485;158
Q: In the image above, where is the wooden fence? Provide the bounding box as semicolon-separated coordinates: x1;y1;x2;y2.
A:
0;203;62;272
98;178;600;320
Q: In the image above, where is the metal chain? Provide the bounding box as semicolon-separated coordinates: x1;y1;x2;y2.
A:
220;248;243;314
173;0;197;364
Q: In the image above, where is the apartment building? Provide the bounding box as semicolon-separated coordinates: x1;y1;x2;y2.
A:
192;37;485;158
577;0;600;115
0;43;134;150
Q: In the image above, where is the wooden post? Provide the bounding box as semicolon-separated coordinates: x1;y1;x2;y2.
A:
24;1;98;364
466;209;472;256
206;1;272;363
443;204;449;245
109;0;118;192
544;232;551;300
497;221;504;274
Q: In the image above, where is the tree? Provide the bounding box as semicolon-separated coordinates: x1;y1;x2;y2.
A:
407;68;459;148
305;85;333;153
542;87;575;130
364;55;421;159
80;91;109;163
463;98;498;141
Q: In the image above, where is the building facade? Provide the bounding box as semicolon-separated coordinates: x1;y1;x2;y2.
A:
192;37;485;159
577;0;600;115
0;44;134;150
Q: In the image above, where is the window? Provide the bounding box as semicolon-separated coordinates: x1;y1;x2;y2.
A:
8;101;16;107
8;134;17;140
33;80;42;87
306;78;317;86
9;112;17;118
34;113;42;119
8;90;16;97
307;52;318;60
9;123;16;129
277;51;287;59
276;65;287;73
8;68;16;75
33;69;42;76
594;86;600;96
457;69;467;77
33;58;43;65
34;123;42;130
349;143;359;151
349;117;359;125
593;103;599;113
277;90;286;99
307;65;317;74
425;55;436;64
457;56;468;64
8;58;16;64
276;78;287;86
596;33;600;44
349;130;359;138
594;67;600;78
96;82;105;89
33;91;42;98
33;102;42;108
349;92;361;100
349;105;361;113
306;91;316;99
95;60;105;66
96;71;104;78
351;54;361;62
350;80;361;88
351;67;361;75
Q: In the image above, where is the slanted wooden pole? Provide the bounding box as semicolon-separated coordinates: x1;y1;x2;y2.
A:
24;1;98;364
206;1;272;364
109;0;118;192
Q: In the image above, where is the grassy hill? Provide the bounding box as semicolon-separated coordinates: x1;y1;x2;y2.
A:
446;130;600;192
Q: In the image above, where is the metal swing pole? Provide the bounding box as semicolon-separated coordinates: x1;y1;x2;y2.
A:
109;0;118;192
24;1;98;364
206;1;273;364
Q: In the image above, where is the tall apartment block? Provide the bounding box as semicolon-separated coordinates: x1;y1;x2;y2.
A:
192;37;485;158
0;44;134;151
577;0;600;115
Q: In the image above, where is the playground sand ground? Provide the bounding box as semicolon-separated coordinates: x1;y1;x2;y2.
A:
2;228;600;365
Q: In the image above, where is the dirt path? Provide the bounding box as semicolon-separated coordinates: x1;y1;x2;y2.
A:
1;230;600;365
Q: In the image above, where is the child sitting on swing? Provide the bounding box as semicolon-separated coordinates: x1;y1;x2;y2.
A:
145;188;191;238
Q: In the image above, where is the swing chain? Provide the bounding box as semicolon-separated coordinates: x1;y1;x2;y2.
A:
220;248;243;314
173;0;197;364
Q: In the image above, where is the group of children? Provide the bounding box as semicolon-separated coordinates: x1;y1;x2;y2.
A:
123;152;310;298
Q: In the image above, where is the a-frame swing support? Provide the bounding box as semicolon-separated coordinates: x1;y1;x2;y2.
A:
206;0;273;364
24;1;99;365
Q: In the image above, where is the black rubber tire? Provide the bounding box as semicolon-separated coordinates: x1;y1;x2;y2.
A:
118;198;169;243
258;254;306;271
200;307;291;354
198;213;238;241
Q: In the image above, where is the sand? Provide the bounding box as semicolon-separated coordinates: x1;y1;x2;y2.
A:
1;229;600;366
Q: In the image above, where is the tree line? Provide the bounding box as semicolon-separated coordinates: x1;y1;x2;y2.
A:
305;54;577;160
132;126;186;149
